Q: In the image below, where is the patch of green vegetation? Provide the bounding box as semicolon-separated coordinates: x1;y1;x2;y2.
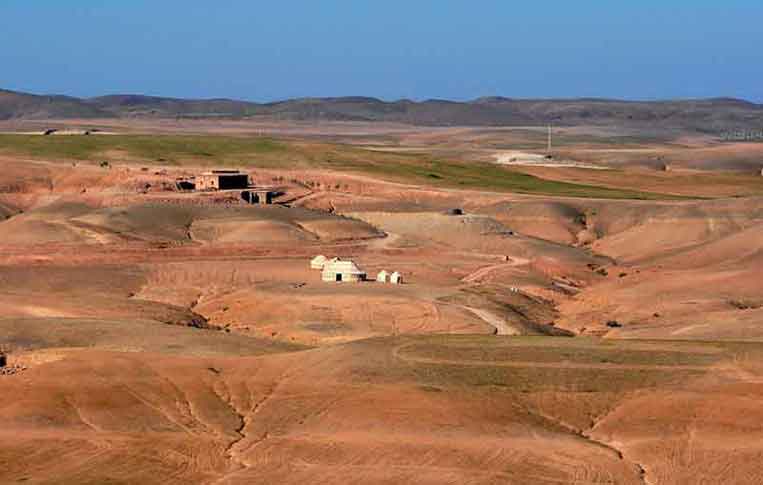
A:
478;129;670;151
0;134;287;164
386;335;734;392
348;335;737;393
344;157;678;200
400;343;723;367
0;317;308;357
553;133;672;147
0;134;685;199
409;363;702;393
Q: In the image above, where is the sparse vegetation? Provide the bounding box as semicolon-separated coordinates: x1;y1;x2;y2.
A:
408;362;703;392
397;337;725;367
0;134;684;199
0;134;287;163
344;335;740;396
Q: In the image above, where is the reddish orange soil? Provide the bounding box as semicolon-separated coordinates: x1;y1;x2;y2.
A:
2;124;763;484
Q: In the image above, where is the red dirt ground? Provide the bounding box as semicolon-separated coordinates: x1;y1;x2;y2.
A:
2;124;763;484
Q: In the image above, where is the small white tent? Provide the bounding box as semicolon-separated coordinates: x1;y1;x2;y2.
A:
390;271;402;285
376;270;389;283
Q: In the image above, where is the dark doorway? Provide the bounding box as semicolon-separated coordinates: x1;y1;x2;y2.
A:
177;181;195;191
218;174;249;190
335;274;342;282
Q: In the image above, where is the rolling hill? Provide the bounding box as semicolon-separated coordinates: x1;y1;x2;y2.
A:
1;88;762;132
0;89;110;119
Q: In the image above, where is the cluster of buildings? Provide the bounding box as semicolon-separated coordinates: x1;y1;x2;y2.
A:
178;169;278;205
310;256;402;284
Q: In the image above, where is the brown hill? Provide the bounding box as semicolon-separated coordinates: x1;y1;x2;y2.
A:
0;89;110;120
2;88;762;131
88;94;260;118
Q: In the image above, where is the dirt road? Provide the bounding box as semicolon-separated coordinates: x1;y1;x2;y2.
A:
462;306;519;336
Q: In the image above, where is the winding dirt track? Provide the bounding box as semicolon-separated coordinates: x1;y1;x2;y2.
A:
461;306;518;335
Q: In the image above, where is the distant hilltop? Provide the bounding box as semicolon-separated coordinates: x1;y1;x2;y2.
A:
1;88;761;132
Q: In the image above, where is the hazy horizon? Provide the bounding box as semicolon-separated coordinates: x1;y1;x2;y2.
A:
5;86;762;105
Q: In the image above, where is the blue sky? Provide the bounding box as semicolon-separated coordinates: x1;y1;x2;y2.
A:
1;1;761;101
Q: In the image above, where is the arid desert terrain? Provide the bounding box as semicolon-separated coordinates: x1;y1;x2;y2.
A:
1;112;763;484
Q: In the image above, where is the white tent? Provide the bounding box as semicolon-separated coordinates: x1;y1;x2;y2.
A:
390;271;402;285
310;255;328;270
321;258;367;283
376;270;389;283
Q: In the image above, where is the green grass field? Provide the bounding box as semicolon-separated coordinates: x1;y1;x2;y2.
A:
0;134;287;162
477;128;671;151
0;134;683;199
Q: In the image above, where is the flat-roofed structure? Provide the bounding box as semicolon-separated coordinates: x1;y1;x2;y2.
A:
196;170;250;191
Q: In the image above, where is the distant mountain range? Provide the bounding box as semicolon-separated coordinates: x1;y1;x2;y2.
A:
1;88;761;132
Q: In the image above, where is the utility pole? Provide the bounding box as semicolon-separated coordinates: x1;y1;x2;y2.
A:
547;123;553;154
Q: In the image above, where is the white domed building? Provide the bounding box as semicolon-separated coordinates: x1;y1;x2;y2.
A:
321;258;367;283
